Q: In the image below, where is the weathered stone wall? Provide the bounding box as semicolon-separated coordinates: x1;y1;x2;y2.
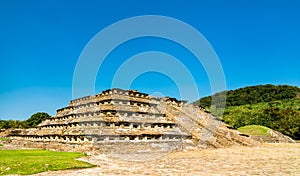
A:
8;138;194;154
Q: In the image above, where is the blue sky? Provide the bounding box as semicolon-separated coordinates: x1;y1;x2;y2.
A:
1;0;299;120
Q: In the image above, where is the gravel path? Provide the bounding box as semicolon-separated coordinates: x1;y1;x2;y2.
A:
32;143;300;175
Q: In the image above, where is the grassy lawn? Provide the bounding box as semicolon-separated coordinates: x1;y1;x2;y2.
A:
238;125;272;136
0;138;9;141
0;150;95;175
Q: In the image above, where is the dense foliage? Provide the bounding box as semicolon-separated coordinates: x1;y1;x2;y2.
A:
194;84;300;108
223;99;300;139
0;112;50;129
193;84;300;139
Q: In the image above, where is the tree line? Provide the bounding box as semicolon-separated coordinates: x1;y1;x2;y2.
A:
0;112;50;129
195;84;300;108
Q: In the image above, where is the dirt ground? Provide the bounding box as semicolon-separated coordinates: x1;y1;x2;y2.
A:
30;143;300;176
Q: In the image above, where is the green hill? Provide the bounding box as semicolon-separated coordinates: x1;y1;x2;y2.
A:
194;84;300;108
237;125;272;136
193;84;300;139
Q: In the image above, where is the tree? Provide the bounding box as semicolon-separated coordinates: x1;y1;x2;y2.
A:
0;120;9;129
0;120;25;129
24;112;50;128
262;108;300;139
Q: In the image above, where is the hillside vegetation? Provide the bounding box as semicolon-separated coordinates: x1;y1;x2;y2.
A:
195;84;300;108
194;84;300;139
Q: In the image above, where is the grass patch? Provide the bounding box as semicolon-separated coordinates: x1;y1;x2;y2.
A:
0;138;9;141
0;144;3;147
0;150;95;175
238;125;272;136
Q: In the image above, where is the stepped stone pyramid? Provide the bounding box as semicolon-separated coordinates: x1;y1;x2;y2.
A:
10;88;257;153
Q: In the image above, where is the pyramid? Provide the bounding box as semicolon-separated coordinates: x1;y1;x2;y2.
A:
10;88;257;153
